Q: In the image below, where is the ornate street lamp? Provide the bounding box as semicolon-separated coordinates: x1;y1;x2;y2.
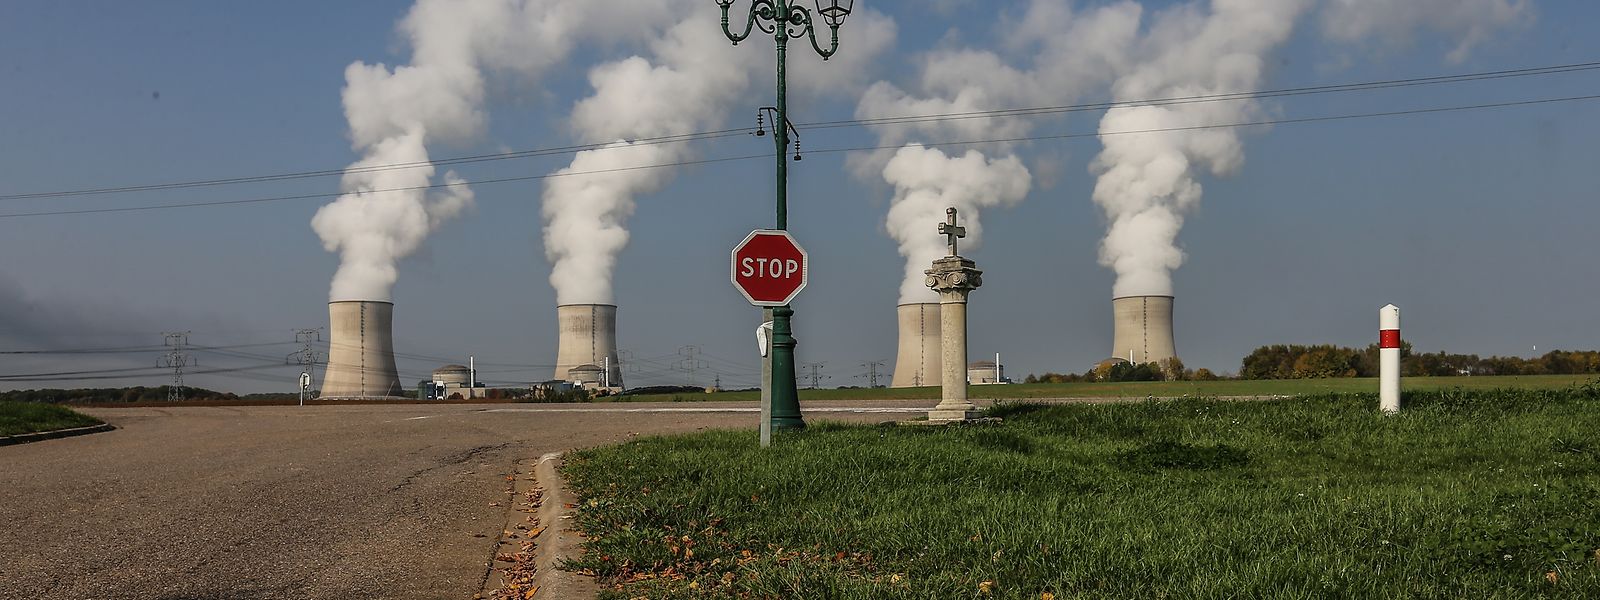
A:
716;0;853;430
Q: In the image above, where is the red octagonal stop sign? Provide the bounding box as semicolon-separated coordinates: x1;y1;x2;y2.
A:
731;229;809;307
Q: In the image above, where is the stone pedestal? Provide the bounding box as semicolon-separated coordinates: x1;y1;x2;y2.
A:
925;255;983;422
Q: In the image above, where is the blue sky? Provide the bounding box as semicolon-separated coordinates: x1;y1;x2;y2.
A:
1;0;1596;393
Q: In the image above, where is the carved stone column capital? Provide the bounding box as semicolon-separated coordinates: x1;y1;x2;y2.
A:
925;256;983;296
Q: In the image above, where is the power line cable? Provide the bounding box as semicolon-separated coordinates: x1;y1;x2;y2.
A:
0;154;764;218
0;129;750;201
0;340;295;355
0;365;166;379
0;362;293;383
807;94;1600;156
4;60;1596;203
803;60;1600;131
3;93;1593;220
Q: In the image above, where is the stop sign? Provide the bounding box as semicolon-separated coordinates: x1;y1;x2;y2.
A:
731;229;809;306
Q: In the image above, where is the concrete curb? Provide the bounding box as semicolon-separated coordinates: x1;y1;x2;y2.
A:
480;452;598;600
530;452;598;600
0;423;114;447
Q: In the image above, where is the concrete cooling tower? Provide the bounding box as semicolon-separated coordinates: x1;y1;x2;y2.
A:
1112;295;1177;366
553;304;622;388
891;303;941;387
323;300;403;398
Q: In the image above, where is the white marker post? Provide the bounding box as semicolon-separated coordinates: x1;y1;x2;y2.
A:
757;311;774;448
1379;304;1401;414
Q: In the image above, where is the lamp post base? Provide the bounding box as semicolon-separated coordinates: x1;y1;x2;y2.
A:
769;305;805;430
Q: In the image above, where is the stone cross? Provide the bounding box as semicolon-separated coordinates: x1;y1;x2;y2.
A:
938;207;965;257
925;206;983;423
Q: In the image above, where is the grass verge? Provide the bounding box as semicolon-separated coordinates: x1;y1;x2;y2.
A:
0;401;103;437
563;385;1600;599
606;374;1594;403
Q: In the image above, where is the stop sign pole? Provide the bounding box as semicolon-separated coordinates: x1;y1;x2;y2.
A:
732;230;808;431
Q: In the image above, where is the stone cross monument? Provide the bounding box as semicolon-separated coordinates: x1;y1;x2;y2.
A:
925;207;983;422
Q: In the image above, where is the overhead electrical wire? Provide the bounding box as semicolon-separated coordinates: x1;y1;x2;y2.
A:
798;60;1600;130
2;92;1595;220
3;59;1596;204
0;341;297;355
0;129;752;201
0;154;766;218
0;365;167;379
804;94;1600;157
0;362;296;383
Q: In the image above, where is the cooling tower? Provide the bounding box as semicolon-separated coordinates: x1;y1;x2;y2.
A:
323;300;403;398
553;304;622;388
1111;295;1177;366
891;303;941;387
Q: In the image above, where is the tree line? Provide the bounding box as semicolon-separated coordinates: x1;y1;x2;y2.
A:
1022;346;1600;383
0;386;263;403
1239;344;1600;379
1025;357;1218;384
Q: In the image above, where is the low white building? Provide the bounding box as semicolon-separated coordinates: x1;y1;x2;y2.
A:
430;364;484;400
967;360;1008;385
565;363;622;395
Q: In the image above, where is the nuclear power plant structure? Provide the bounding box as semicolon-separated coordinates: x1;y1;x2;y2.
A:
1111;295;1178;367
553;304;623;388
891;303;942;387
322;300;403;398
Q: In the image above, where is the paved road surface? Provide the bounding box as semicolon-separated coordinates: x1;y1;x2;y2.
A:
0;401;928;600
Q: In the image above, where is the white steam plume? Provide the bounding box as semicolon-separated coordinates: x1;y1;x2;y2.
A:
542;8;751;306
859;0;1138;303
314;0;676;302
314;132;474;302
1091;0;1528;298
883;145;1030;303
1321;0;1532;63
542;4;894;306
1091;0;1312;298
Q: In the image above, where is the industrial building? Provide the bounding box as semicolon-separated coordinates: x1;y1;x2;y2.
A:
424;364;484;400
891;303;941;387
322;300;403;398
967;359;1008;385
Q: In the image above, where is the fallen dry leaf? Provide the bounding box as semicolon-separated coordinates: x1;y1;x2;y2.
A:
1042;593;1056;600
979;580;994;595
1546;571;1559;584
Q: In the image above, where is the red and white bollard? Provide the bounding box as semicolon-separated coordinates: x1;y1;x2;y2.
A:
1379;304;1401;414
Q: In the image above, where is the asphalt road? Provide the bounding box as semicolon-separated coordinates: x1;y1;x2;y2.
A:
0;401;927;600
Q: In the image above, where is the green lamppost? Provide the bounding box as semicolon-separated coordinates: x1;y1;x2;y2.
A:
716;0;853;430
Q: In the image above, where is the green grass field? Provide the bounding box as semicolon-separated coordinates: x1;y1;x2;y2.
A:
563;385;1600;599
0;401;102;437
607;374;1595;403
